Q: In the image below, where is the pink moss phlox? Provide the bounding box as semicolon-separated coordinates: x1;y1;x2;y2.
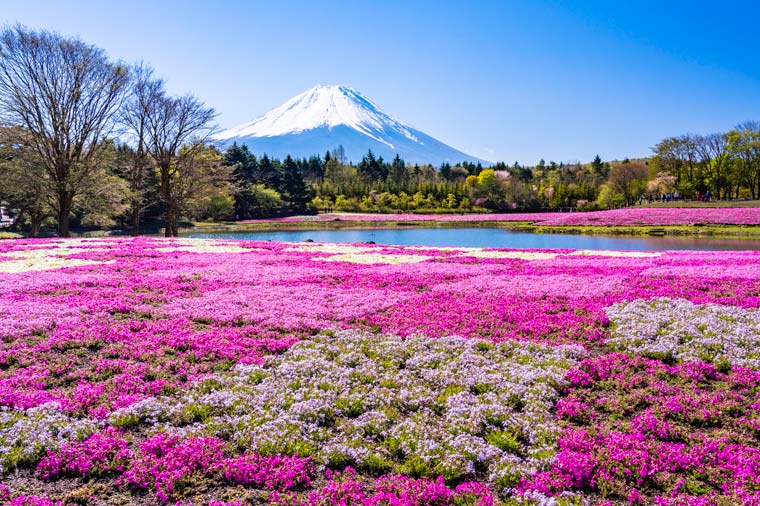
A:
121;435;226;502
221;453;314;491
293;468;494;505
8;496;63;506
36;427;131;480
523;353;760;503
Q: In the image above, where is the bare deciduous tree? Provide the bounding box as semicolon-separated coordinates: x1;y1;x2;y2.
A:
0;25;130;236
694;133;731;199
144;94;216;236
608;160;648;206
120;63;164;235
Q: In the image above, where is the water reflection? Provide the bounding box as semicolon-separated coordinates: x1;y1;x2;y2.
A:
186;227;760;251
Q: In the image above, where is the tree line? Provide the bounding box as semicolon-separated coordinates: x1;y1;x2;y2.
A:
2;26;759;237
287;122;759;213
0;26;229;237
652;125;760;200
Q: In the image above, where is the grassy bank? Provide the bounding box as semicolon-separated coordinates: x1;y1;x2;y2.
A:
518;223;760;237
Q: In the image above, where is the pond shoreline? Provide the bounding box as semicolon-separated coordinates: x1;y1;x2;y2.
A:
186;219;760;239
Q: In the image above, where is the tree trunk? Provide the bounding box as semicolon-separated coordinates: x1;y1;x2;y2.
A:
30;214;42;237
130;204;140;236
57;193;73;237
159;163;175;237
164;206;177;237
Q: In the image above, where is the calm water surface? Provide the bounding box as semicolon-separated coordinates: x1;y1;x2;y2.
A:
186;227;760;251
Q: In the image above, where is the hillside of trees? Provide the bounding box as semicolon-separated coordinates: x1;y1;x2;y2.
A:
1;26;759;237
223;128;760;218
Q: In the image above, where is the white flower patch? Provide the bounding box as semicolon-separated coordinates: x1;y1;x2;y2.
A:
285;243;377;255
404;246;461;251
568;250;662;258
458;249;558;261
0;403;97;473
606;298;760;368
152;237;252;254
155;244;251;254
4;247;110;260
315;253;433;264
48;238;116;247
0;255;115;274
0;242;118;273
110;331;585;488
0;258;110;273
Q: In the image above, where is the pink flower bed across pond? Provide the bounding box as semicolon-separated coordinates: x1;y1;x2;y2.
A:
243;207;760;226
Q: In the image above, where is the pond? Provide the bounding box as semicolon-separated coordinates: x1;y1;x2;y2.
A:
186;227;760;251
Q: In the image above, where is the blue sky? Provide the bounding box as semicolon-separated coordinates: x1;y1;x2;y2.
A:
2;0;759;164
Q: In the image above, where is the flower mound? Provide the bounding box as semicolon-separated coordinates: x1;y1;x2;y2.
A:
277;467;495;506
607;298;760;368
110;331;585;488
522;353;760;503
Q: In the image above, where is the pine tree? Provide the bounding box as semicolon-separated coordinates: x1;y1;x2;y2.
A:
389;154;408;188
223;143;260;219
303;155;324;183
358;150;385;181
281;155;309;212
257;154;281;190
591;154;607;178
224;143;258;184
439;162;451;181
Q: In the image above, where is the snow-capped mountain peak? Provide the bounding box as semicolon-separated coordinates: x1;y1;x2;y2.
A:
215;85;488;165
216;85;418;147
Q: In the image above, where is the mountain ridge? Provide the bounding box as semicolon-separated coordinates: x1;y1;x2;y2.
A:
214;85;489;165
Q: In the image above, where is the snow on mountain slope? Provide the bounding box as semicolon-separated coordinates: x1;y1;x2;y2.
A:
214;85;488;165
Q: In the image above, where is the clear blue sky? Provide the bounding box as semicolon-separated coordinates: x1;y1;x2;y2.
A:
2;0;759;164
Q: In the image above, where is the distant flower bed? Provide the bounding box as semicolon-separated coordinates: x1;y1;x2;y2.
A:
1;237;760;503
242;207;760;226
607;298;760;368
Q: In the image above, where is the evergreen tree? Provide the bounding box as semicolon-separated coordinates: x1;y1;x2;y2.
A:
591;154;608;178
303;155;325;183
281;155;309;212
358;150;385;181
388;154;408;188
257;154;281;190
439;162;452;180
223;143;247;167
224;143;257;184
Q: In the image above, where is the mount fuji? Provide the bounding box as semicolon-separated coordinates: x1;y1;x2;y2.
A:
214;85;488;165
